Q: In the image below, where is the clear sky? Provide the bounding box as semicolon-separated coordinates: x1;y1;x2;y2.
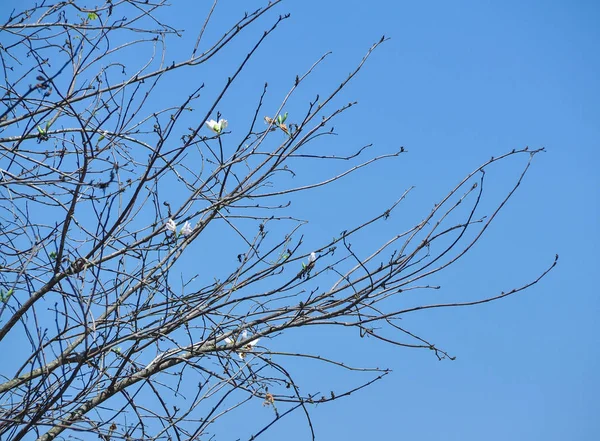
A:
197;1;597;440
2;1;598;440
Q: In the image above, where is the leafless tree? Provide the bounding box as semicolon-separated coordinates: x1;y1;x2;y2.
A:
0;1;557;440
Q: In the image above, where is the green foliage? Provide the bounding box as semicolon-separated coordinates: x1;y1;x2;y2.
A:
0;289;13;303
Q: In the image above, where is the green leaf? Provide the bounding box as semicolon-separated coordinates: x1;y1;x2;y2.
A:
0;289;13;303
50;251;57;260
88;12;98;20
98;134;105;142
37;125;45;135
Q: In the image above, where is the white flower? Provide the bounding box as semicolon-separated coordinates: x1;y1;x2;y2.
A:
242;331;260;348
181;221;193;236
309;252;316;263
222;330;261;359
238;330;260;359
205;119;228;134
166;219;177;232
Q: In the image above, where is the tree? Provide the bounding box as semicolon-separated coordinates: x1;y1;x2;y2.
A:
0;1;557;440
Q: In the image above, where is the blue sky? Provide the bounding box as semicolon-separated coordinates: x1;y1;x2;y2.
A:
2;0;598;440
153;1;599;439
203;1;597;440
